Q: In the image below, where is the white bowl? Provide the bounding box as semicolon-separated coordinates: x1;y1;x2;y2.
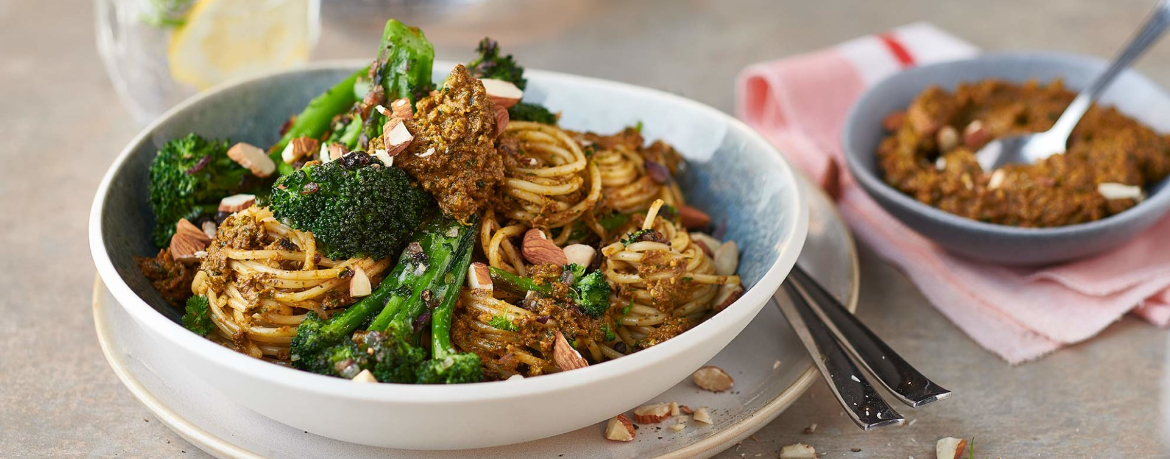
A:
89;60;808;450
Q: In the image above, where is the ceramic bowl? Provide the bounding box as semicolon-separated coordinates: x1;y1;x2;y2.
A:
89;60;809;450
843;52;1170;266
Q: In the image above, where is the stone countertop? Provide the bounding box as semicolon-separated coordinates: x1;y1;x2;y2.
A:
2;0;1167;457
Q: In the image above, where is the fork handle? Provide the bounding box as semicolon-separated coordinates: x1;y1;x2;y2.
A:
775;282;904;430
1046;0;1170;144
789;266;951;407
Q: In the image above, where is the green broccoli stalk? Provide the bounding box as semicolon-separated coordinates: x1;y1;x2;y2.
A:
269;67;366;175
269;151;431;260
467;37;526;89
148;133;265;247
181;295;214;337
416;224;482;384
488;264;612;318
508;102;557;124
290;214;477;382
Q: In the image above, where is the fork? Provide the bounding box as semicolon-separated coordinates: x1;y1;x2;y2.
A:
775;264;950;429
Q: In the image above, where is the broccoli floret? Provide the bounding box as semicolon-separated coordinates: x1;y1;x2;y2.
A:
148;133;263;247
416;353;483;384
270;152;432;260
508;102;557;124
467;38;526;89
571;269;611;318
181;295;214;337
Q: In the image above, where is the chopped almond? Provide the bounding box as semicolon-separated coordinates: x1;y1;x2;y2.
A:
778;443;816;458
1098;182;1144;201
679;405;695;415
350;266;372;297
168;231;207;265
689;232;721;258
669;402;681;417
692;407;712;425
712;284;744;312
936;437;968;459
226;142;275;177
553;331;589;371
713;241;738;276
390;98;413;120
692;366;734;392
467;262;492;291
328;143;347;161
633;403;672;424
218;194;256;213
382;119;413;156
562;244;596;268
604;414;636;442
281;137;319;164
175;218;211;245
668;423;685;432
201;221;217;240
480;78;523;108
494;104;509;137
373;149;394;168
351;369;377;383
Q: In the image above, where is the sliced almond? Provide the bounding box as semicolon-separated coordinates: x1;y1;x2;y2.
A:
633;403;672;424
553;331;589;371
936;437;968;459
778;443;817;458
1098;182;1144;201
689;232;721;258
936;125;959;152
494;104;509;137
692;407;713;425
382;119;413;156
390;98;413;120
678;204;711;229
692;366;734;392
713;240;739;276
226;142;275;178
350;266;372;297
480;78;523;109
281;137;320;164
522;229;568;265
175;218;211;245
351;369;377;383
604;414;636;442
562;244;596;268
468;262;493;291
200;221;218;240
882;111;905;131
218;194;256;213
712;284;744;312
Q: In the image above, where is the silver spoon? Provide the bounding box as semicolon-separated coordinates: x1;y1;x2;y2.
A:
975;0;1170;171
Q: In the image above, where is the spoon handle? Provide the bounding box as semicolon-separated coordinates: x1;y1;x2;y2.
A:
1048;0;1170;141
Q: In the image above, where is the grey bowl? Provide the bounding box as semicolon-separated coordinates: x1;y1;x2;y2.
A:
843;52;1170;266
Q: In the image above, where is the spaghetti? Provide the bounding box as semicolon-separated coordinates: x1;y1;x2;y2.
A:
192;206;390;360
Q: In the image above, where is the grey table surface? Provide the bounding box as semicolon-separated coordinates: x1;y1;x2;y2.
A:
3;0;1169;457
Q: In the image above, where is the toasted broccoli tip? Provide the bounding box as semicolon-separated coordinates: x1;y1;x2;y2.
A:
148;133;262;247
269;151;432;260
182;295;214;337
467;37;526;89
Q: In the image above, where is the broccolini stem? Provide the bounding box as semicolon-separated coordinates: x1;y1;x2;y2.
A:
488;266;551;296
430;221;477;358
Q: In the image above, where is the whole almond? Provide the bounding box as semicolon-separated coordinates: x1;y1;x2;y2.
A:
604;414;636;442
678;204;711;229
175;218;211;245
522;229;568;265
632;403;672;424
692;366;734;392
553;331;589;371
168;232;207;264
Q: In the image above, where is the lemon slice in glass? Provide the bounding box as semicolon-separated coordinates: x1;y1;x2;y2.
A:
168;0;318;90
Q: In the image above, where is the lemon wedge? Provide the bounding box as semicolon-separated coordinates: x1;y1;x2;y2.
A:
168;0;317;90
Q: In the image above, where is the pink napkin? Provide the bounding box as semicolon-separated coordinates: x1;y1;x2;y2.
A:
736;22;1170;364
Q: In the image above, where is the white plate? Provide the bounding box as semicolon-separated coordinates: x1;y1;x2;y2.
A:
94;176;857;459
